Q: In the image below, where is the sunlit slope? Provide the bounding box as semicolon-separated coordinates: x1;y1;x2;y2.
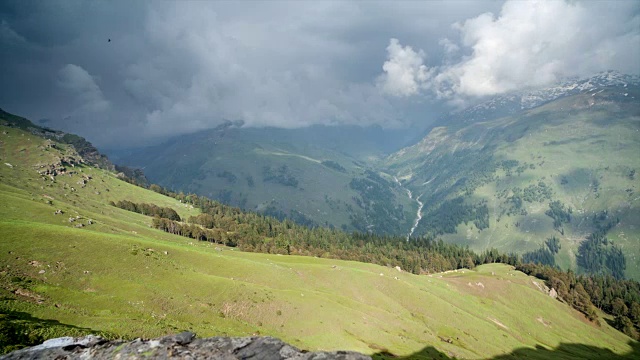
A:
0;124;636;358
384;86;640;279
0;219;635;358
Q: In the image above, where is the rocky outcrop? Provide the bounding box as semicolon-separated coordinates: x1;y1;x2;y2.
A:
0;108;115;171
1;332;370;360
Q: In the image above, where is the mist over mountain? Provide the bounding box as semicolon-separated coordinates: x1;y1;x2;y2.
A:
1;1;638;148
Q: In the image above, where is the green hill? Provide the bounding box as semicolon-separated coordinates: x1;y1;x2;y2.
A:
1;113;638;358
111;124;416;234
383;85;640;280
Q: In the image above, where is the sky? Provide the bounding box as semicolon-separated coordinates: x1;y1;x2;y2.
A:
1;0;638;148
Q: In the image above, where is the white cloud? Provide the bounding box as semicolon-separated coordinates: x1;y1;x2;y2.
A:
382;0;640;102
378;38;432;97
58;64;109;112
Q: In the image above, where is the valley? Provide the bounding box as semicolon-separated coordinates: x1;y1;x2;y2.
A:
2;2;640;358
0;110;638;358
112;73;640;281
0;73;639;358
110;125;417;235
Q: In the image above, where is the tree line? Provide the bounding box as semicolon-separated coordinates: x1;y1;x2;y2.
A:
517;263;639;340
152;208;517;275
110;200;181;221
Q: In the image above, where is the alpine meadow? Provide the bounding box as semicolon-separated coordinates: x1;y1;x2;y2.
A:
1;1;639;359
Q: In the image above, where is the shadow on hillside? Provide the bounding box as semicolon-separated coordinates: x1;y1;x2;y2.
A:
0;309;112;354
2;309;86;329
373;340;640;360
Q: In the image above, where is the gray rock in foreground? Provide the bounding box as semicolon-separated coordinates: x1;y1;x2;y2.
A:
1;332;371;360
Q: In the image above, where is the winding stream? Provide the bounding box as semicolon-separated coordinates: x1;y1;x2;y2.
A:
394;177;424;241
408;194;424;240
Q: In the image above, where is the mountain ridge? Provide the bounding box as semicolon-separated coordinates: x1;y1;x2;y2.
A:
437;70;640;129
383;80;640;279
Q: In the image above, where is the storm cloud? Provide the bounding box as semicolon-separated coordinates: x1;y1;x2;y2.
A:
0;1;637;147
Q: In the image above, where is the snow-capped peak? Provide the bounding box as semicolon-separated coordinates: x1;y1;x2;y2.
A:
446;71;639;125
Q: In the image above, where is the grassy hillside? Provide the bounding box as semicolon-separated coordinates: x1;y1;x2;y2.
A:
384;86;640;280
112;125;416;235
0;122;637;357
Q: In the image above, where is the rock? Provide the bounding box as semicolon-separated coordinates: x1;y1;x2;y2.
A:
549;288;558;299
2;334;371;360
395;266;402;272
172;331;196;345
38;270;45;274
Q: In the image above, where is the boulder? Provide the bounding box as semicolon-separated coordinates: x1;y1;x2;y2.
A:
1;333;371;360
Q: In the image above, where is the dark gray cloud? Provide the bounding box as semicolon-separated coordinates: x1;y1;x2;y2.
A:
1;1;636;148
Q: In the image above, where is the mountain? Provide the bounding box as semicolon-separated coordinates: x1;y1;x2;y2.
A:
383;73;640;279
109;124;416;234
1;110;638;357
440;70;639;129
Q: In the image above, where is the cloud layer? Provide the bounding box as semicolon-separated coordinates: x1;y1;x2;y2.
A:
379;0;640;103
58;64;109;113
0;1;637;147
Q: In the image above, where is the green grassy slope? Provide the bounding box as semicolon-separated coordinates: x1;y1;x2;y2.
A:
0;122;637;358
384;87;640;280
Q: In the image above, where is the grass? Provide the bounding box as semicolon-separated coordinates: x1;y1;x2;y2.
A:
0;220;635;357
0;124;637;358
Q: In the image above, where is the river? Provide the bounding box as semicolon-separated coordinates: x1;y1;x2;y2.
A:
394;177;424;241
